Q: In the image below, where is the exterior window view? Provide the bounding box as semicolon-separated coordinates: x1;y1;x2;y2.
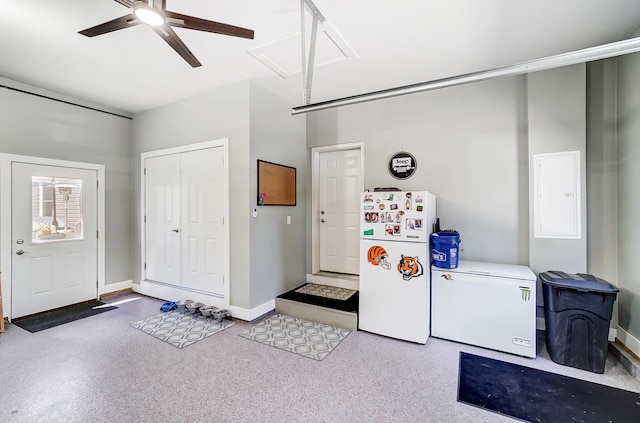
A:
30;177;83;243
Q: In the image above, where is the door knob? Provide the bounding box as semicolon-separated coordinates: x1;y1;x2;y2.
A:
320;210;325;215
16;249;24;255
320;219;325;223
170;229;180;233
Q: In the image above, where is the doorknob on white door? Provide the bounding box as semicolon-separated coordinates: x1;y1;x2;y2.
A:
170;229;180;233
320;219;325;223
16;249;24;255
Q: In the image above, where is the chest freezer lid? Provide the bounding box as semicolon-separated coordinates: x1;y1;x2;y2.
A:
432;260;536;281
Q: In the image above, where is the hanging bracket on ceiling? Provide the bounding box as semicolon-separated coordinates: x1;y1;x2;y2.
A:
300;0;326;105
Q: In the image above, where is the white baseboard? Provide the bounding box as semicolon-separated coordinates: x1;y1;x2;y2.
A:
133;279;229;310
99;280;132;296
133;280;274;321
616;326;640;357
306;273;359;291
229;299;275;322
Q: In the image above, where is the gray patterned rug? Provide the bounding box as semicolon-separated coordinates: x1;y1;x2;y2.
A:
238;314;350;361
131;310;234;349
294;283;357;301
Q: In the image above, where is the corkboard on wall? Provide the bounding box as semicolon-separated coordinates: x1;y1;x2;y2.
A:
257;160;296;206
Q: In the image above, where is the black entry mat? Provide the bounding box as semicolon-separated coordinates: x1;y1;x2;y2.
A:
12;300;117;333
457;352;640;423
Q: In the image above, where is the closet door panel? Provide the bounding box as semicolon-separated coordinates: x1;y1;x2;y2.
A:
145;154;181;285
180;147;225;295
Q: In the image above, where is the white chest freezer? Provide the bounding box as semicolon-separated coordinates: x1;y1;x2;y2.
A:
431;260;537;358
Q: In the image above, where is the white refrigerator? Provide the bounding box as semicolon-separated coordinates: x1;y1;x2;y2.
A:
359;190;437;344
431;260;537;358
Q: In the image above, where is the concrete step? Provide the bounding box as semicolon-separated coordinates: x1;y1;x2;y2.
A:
275;283;358;331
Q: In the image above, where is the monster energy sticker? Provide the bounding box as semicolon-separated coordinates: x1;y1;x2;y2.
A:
519;286;531;301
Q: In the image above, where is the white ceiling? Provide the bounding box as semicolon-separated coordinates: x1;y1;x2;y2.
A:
1;0;640;114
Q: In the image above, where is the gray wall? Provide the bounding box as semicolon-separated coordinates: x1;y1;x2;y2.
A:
307;76;530;266
132;80;307;310
527;64;588;275
586;60;619;327
617;50;640;340
0;78;134;285
249;82;307;306
132;81;252;308
306;65;596;317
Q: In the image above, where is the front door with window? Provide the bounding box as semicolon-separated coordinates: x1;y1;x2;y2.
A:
11;163;98;318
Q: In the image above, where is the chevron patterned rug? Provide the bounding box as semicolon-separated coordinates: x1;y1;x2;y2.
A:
238;313;350;361
131;310;234;349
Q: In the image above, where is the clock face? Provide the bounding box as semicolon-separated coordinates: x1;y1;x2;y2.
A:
389;152;417;179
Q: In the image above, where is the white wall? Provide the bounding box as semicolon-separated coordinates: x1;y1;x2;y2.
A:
307;76;530;265
0;78;134;286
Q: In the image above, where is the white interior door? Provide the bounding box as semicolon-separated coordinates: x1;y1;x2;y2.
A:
318;148;362;274
11;163;98;318
145;154;181;285
180;148;225;294
144;147;226;296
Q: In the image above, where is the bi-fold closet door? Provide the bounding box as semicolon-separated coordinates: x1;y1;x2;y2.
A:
145;147;225;296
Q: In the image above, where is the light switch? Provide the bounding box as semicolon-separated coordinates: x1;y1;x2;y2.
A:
287;216;291;225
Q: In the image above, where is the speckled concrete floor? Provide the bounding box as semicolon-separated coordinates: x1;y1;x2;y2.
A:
1;292;638;423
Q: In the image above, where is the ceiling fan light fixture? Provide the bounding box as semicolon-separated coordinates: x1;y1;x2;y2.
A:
133;2;165;27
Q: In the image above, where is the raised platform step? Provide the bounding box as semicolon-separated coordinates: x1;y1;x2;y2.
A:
275;283;358;331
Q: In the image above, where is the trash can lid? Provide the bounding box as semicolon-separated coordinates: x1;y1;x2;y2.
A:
539;271;619;293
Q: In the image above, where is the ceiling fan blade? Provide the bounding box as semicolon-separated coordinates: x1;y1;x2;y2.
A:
165;11;254;39
78;14;140;37
152;25;202;67
113;0;134;8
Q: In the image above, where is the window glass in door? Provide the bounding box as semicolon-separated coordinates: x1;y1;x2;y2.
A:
30;177;84;243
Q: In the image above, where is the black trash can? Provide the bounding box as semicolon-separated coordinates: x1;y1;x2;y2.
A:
540;271;619;374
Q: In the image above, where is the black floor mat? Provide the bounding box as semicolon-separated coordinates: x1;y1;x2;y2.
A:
12;300;117;333
458;352;640;423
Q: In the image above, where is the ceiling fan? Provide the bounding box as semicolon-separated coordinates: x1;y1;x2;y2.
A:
79;0;255;67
